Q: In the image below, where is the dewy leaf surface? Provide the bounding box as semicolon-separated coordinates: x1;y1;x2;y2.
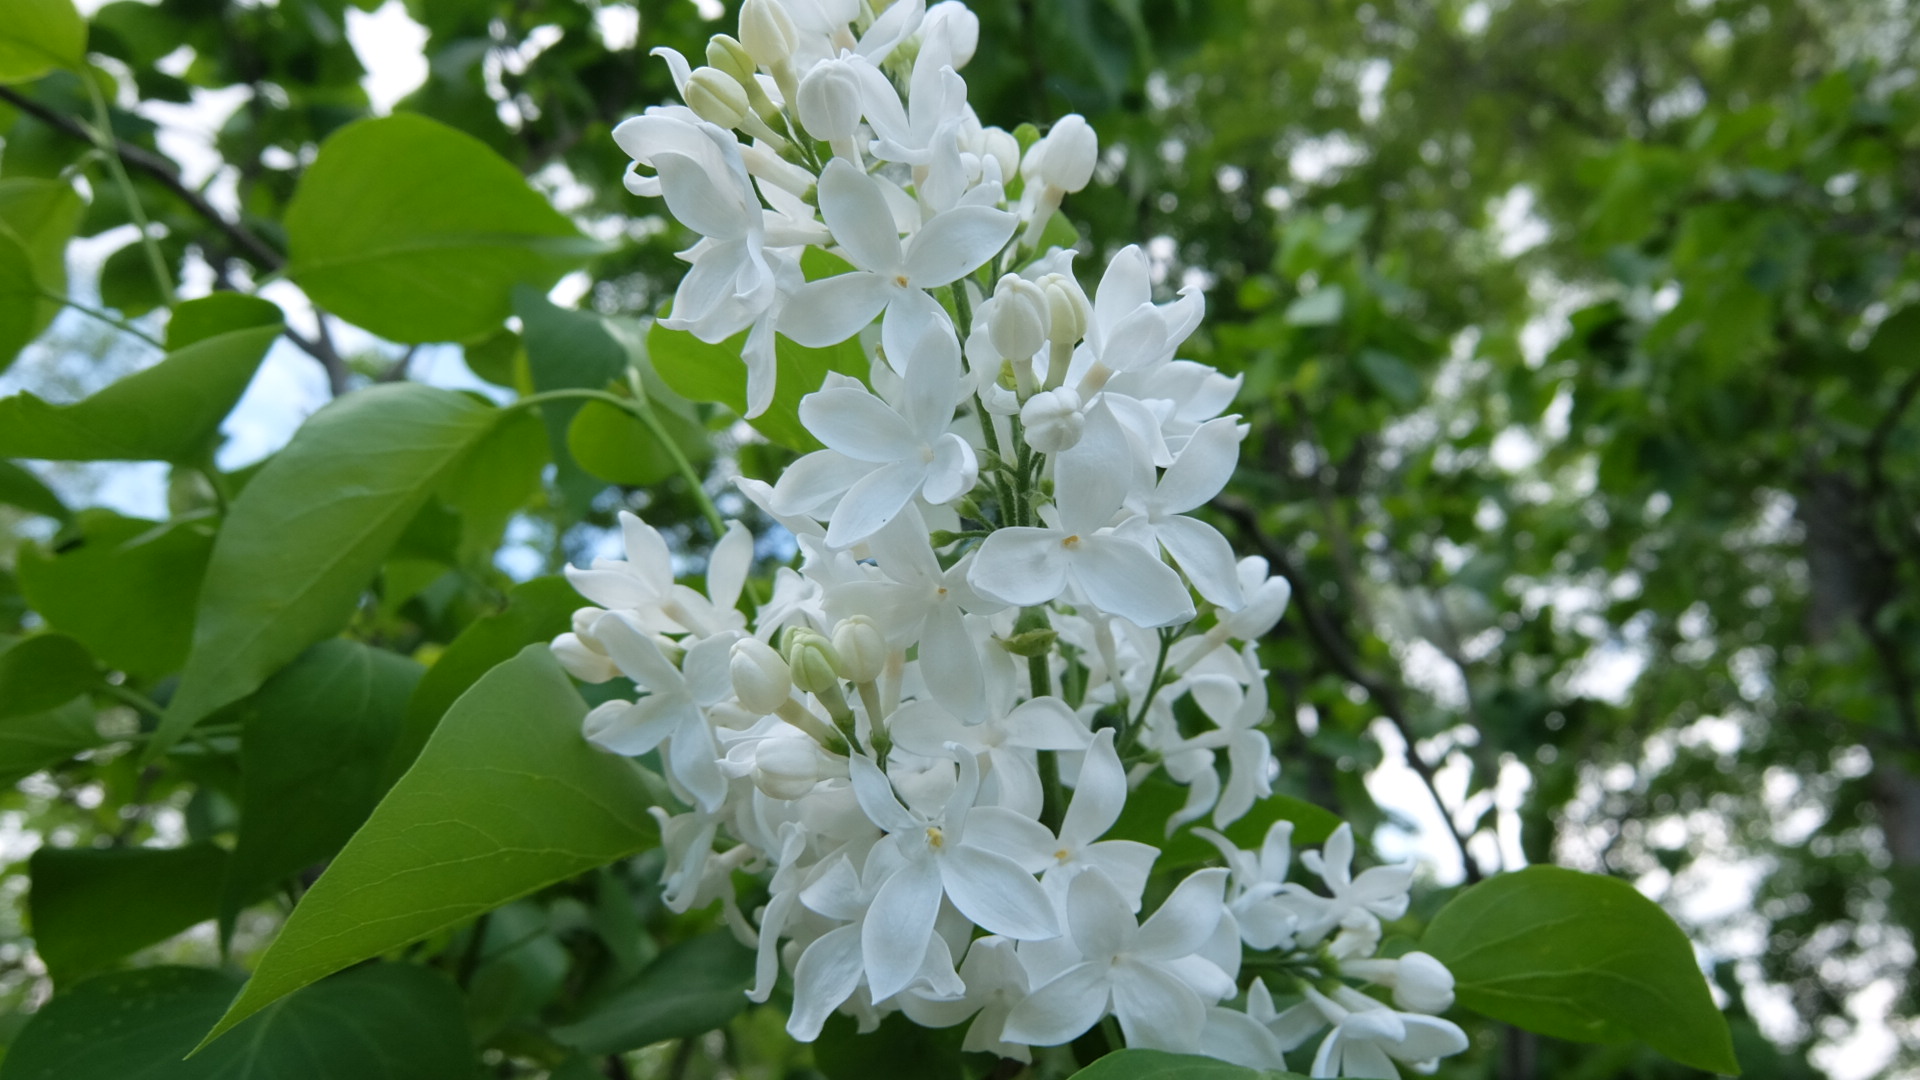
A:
153;384;498;758
0;964;474;1080
199;645;658;1046
0;323;282;462
1421;865;1739;1074
285;114;603;343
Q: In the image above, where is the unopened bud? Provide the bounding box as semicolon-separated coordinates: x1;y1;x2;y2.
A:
731;638;793;714
1038;273;1089;346
797;59;863;144
706;35;758;87
1020;387;1084;453
784;629;843;694
1392;952;1456;1014
987;275;1048;360
685;66;750;129
921;1;980;69
739;0;797;69
551;633;618;683
999;628;1059;658
980;127;1020;183
1037;114;1097;193
752;736;826;799
830;616;887;683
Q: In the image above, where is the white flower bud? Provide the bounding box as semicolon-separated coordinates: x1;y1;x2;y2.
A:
731;638;793;714
921;2;980;68
685;66;750;129
1037;114;1097;192
980;126;1020;184
1038;273;1089;346
987;274;1048;360
785;629;843;694
738;0;797;69
752;735;826;800
551;633;618;683
830;616;887;683
797;58;863;144
1020;387;1084;453
1392;952;1456;1014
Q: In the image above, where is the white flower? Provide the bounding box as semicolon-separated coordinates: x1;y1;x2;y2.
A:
1002;868;1234;1052
1128;415;1248;609
1037;729;1159;904
1184;654;1276;828
1341;951;1457;1015
848;752;1060;1002
771;324;978;548
1300;986;1469;1079
579;613;734;812
1194;819;1299;950
889;696;1092;820
968;402;1195;628
778;158;1015;357
1079;244;1205;378
898;935;1034;1060
1291;824;1416;946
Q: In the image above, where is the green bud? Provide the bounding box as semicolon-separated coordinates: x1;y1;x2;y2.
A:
706;35;757;85
999;628;1059;658
784;629;843;695
685;66;749;129
831;616;888;683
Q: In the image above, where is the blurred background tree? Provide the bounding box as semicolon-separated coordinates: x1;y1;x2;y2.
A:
2;0;1916;1076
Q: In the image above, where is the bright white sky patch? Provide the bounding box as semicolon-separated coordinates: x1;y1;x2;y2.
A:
347;0;430;115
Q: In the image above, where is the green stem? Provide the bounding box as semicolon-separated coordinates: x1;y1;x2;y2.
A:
512;387;726;537
99;682;165;718
84;74;173;299
1122;628;1176;755
40;288;164;349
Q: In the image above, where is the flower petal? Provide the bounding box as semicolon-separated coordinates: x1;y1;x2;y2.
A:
1135;868;1228;960
1155;515;1245;610
779;271;893;347
863;854;945;1001
921;604;987;723
1054;402;1133;536
800;386;920;463
818;158;905;273
1059;729;1127;846
1111;962;1206;1054
921;432;977;505
769;449;870;516
787;924;866;1041
825;459;926;548
1093;246;1152;341
849;753;922;835
962;806;1058;874
940;845;1059;940
1070;535;1195;628
1156;416;1244;515
904;205;1018;288
709;521;753;610
968;527;1072;607
1001;962;1110;1047
1001;696;1092;751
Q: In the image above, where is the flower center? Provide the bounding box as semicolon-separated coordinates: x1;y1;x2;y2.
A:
926;826;945;849
1061;534;1081;549
894;273;911;288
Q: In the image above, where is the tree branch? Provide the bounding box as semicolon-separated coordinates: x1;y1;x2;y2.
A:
1217;495;1488;883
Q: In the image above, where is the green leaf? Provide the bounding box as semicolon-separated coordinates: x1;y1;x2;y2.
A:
1109;775;1341;870
551;932;755;1054
166;292;285;349
1355;348;1422;407
813;1013;966;1080
646;321;865;452
220;639;424;936
0;323;282;462
0;699;101;786
1282;286;1345;326
0;459;68;520
0;178;83;320
285;114;603;343
438;407;547;560
154;384;499;759
28;844;227;983
0;632;95;720
16;512;214;676
391;575;579;779
1421;865;1739;1074
0;230;47;374
514;285;630;506
0;0;86;82
0;964;475;1080
199;645;658;1047
1067;1049;1301;1079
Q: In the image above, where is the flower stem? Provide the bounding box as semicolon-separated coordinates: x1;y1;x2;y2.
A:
511;387;726;537
84;74;173;300
40;289;164;349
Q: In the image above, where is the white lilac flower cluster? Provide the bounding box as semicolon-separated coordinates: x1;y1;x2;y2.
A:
551;1;1470;1074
